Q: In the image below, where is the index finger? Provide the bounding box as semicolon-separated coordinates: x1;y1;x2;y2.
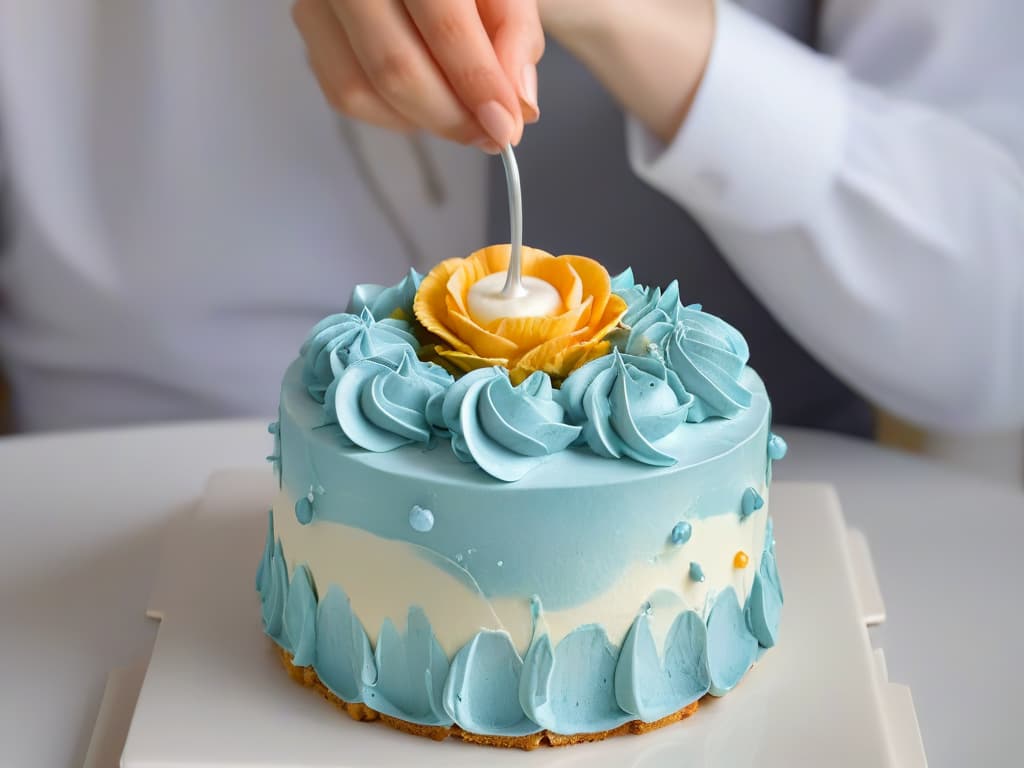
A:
403;0;524;146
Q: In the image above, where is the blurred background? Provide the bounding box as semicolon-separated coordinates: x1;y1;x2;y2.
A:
0;1;1021;488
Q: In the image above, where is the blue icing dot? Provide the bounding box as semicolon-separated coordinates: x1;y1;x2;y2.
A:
670;521;693;545
268;421;280;434
688;561;705;582
295;496;314;525
740;487;764;520
409;505;435;533
767;432;788;461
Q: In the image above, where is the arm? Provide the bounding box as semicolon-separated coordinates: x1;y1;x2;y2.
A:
545;1;1024;431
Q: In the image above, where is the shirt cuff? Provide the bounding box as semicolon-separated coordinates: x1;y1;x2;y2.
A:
627;1;848;229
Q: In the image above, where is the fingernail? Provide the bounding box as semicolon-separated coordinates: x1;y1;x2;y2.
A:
476;100;516;146
520;63;539;113
472;137;501;155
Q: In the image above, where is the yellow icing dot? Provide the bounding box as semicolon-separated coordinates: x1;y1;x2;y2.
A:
733;551;749;569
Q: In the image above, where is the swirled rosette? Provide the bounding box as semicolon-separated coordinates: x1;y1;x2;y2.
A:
300;308;418;403
427;367;581;482
615;281;751;422
334;348;453;452
559;350;694;467
347;268;423;322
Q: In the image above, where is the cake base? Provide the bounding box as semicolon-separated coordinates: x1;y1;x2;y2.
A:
277;645;700;750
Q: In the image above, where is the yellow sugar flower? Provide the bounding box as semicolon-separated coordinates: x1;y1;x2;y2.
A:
413;244;627;383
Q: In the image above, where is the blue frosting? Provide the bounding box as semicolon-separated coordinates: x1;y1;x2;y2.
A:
519;623;633;734
741;487;764;520
257;517;776;736
315;585;376;702
347;269;423;321
300;308;418;404
429;368;581;482
747;518;784;647
689;561;705;583
614;610;710;722
706;587;759;696
294;492;314;525
767;432;788;461
277;359;772;610
443;630;540;736
613;277;752;422
670;521;692;545
408;505;435;533
284;564;318;667
261;538;289;647
559;350;694;467
334;349;453;452
368;607;451;726
256;509;274;592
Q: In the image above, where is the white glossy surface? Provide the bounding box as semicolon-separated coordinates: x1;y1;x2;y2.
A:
465;272;563;323
122;474;917;767
1;420;1020;766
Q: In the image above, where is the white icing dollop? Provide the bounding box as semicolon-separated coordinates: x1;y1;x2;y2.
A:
465;272;562;324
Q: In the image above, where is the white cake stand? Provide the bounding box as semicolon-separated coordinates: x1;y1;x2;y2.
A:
84;471;926;767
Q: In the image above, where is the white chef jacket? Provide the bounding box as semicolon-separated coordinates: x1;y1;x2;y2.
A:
0;0;1021;433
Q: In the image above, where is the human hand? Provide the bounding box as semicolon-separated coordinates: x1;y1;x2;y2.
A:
292;0;544;152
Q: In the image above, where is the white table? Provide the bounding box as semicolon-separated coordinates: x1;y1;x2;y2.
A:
1;421;1020;767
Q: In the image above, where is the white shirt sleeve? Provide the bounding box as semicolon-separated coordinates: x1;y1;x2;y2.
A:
626;1;1024;432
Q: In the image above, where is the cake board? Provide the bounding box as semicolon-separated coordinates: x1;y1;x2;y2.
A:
107;471;925;766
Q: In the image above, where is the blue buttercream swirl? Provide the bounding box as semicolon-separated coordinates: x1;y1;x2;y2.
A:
613;278;753;422
428;367;581;482
334;349;453;452
300;308;418;404
347;268;423;321
559;349;694;467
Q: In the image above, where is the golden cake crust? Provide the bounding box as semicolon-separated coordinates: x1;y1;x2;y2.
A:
277;645;700;750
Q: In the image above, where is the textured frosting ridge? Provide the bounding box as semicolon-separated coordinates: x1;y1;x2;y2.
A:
429;367;581;481
560;350;694;467
614;275;753;422
347;268;423;322
334;349;453;452
292;266;761;481
300;308;418;404
257;516;782;737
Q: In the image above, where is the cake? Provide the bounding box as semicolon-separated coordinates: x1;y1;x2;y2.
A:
256;245;787;749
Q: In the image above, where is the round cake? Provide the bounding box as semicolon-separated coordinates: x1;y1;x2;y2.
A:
256;245;786;749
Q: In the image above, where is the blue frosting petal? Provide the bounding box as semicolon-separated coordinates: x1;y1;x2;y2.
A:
614;610;710;722
347;269;423;321
284;564;318;667
706;587;759;695
442;368;580;482
300;308;418;404
314;585;376;703
261;539;289;648
334;350;453;453
369;607;452;726
746;519;784;647
255;509;274;592
519;625;633;734
561;350;693;466
442;630;540;736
